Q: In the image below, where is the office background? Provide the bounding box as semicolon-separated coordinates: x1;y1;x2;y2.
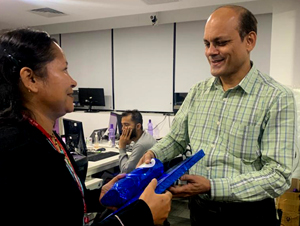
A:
50;13;272;113
33;0;299;141
1;0;299;167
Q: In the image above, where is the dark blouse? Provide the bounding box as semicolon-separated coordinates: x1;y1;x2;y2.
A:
0;121;153;226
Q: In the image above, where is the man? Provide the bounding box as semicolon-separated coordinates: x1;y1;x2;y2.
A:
138;5;298;226
119;109;156;173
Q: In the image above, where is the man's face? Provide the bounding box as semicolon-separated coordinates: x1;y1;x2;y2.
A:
203;8;250;80
121;115;138;139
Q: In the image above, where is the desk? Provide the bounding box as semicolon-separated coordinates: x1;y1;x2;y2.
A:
86;147;120;177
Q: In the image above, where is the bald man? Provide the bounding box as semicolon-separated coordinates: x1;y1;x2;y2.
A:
137;5;297;226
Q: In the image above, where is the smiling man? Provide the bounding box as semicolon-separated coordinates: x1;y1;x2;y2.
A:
137;5;298;226
118;109;156;174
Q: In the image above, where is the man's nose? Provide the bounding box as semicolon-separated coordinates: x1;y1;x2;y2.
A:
206;44;219;55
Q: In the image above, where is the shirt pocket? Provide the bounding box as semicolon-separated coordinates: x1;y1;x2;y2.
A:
225;123;261;163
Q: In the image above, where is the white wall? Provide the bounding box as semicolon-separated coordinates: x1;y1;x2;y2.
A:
114;24;174;112
268;0;300;178
270;0;300;88
61;30;113;110
35;2;273;35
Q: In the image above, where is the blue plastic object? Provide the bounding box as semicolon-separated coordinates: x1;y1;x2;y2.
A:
101;158;164;207
102;149;205;221
155;149;205;194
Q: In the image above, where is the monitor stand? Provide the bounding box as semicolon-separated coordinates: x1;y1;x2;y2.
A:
84;103;100;113
85;109;101;113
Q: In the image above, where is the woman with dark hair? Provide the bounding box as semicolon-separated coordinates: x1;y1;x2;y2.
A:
0;28;172;226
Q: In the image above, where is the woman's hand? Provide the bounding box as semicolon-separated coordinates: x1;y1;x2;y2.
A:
139;179;173;225
99;174;126;205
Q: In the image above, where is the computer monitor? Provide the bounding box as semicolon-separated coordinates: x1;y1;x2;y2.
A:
78;88;105;112
116;113;123;136
73;90;80;106
63;118;87;156
108;112;118;135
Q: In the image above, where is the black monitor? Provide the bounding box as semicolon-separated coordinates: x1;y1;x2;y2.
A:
78;88;105;112
63;118;87;156
73;90;80;106
174;92;188;105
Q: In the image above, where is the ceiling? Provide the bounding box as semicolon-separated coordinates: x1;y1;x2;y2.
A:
0;0;274;32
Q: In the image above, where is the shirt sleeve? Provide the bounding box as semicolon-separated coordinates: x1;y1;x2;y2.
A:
151;85;198;162
210;91;297;201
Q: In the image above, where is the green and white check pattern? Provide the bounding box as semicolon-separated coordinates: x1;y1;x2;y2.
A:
152;64;297;202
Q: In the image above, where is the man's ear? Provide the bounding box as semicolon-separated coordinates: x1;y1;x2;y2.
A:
19;67;38;93
136;123;142;130
245;31;256;52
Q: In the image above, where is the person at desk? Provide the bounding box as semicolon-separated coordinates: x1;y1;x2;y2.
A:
137;5;297;226
118;110;156;173
0;28;172;226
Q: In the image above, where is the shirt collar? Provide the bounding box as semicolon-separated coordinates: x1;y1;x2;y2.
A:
211;61;258;94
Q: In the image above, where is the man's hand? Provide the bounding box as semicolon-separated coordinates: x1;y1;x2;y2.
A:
139;179;172;225
168;174;211;198
136;150;155;167
118;127;132;149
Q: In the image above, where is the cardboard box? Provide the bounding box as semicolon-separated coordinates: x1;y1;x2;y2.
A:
276;180;300;226
276;192;300;213
281;212;300;226
287;179;300;192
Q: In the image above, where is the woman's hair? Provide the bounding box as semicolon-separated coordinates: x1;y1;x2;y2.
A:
0;28;57;124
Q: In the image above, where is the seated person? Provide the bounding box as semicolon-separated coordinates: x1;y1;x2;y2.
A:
119;110;156;173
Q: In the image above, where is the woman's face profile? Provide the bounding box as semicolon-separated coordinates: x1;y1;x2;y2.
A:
35;43;77;118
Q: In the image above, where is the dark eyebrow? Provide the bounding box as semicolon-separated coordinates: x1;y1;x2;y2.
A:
204;37;229;43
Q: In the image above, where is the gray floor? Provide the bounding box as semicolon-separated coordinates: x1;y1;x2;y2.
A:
167;198;190;226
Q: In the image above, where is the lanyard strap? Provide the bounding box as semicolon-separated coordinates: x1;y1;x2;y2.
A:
26;117;87;217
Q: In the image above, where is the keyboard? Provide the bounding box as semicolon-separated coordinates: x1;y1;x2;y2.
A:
87;151;119;162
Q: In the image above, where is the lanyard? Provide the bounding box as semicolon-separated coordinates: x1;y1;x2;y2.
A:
26;117;89;224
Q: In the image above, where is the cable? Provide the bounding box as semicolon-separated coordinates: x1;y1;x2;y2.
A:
153;115;167;130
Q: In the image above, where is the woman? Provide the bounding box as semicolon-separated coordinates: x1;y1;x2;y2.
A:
0;28;172;226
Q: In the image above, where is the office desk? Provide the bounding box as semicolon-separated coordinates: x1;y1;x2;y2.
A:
86;147;120;177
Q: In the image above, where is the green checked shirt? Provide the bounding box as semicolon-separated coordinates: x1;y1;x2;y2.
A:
152;63;297;202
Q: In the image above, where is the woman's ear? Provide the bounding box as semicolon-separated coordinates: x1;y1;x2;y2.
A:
19;67;38;93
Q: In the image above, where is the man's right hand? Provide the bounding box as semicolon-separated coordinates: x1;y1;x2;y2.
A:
136;150;155;167
118;127;132;149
